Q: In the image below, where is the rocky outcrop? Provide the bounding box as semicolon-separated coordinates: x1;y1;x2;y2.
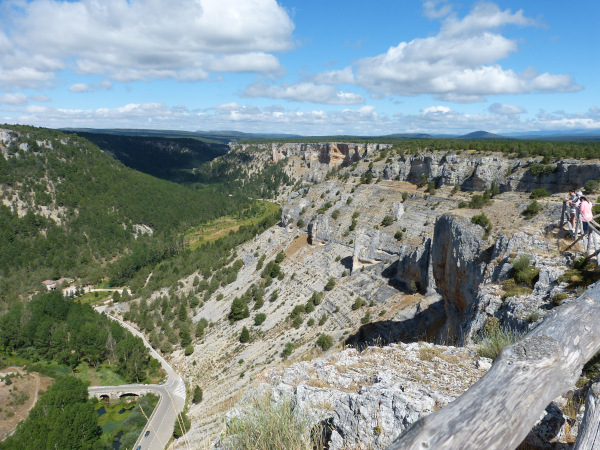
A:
392;202;404;220
373;153;600;193
243;142;393;167
308;214;334;245
396;238;433;294
431;214;490;342
352;228;398;270
224;343;489;450
281;197;310;229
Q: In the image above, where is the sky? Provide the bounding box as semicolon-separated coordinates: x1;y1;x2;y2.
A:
0;0;599;136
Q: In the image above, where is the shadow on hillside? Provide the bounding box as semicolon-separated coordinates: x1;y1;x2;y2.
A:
340;256;353;271
344;298;446;350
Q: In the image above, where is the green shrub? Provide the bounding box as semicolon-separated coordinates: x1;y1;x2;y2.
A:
523;200;542;219
193;386;203;404
325;278;336;291
583;351;600;380
351;297;364;310
381;215;394;227
512;254;532;273
458;201;468;208
331;209;340;220
394;231;403;241
402;192;409;202
471;213;492;234
361;311;371;324
511;255;540;288
282;342;294;358
316;334;334;351
529;188;550;199
475;325;524;360
552;292;568;306
585;179;600;194
173;412;191;438
254;313;267;326
297;219;305;228
184;345;194;355
529;163;556;176
469;194;489;209
427;181;436;195
275;251;285;264
292;316;303;329
239;326;250;343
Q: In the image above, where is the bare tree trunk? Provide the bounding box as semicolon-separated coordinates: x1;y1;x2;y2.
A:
389;282;600;450
575;381;600;450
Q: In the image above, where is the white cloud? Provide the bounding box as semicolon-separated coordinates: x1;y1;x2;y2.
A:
354;2;580;101
422;106;452;114
69;80;113;93
6;99;600;136
489;103;526;115
242;82;364;105
30;94;51;102
0;92;27;105
0;0;294;89
423;0;453;19
206;53;282;74
440;2;536;37
312;67;355;85
69;83;90;93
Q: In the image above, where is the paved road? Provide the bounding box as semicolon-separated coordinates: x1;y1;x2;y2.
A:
92;306;187;450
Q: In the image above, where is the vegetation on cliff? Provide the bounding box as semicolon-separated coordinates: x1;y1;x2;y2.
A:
0;126;258;303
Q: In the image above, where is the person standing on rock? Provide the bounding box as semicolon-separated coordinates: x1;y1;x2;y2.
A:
579;195;593;234
565;190;580;232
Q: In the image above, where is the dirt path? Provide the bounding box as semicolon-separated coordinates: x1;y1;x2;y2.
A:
0;367;51;440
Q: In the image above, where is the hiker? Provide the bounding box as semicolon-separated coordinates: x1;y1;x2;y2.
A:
565;190;581;229
578;195;593;233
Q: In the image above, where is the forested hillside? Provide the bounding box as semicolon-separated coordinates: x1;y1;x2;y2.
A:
0;125;253;304
193;145;293;198
0;291;155;381
73;131;228;182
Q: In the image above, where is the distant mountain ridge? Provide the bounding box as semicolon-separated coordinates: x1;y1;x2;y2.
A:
62;127;600;143
458;130;509;140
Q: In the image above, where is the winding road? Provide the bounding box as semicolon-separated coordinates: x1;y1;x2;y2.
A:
91;306;187;450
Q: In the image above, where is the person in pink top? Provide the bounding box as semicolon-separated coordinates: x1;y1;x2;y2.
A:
578;195;594;233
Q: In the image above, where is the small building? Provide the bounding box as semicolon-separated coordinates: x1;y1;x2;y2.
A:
41;277;74;291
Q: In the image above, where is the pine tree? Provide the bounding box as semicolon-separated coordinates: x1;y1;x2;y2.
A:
193;386;203;404
239;326;250;343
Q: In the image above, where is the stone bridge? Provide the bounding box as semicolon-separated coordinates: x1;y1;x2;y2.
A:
88;384;160;402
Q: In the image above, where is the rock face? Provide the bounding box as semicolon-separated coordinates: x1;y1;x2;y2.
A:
373;153;600;193
308;214;334;244
224;343;488;450
241;141;393;167
431;214;490;342
352;228;398;270
396;238;433;294
281;197;310;229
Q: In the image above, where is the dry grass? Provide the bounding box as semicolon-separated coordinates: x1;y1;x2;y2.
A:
418;347;442;362
222;392;326;450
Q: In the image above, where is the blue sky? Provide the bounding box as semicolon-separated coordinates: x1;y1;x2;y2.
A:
0;0;598;135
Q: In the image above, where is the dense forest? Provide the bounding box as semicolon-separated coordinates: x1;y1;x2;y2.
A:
0;125;254;304
244;137;600;160
73;131;228;182
0;376;102;450
390;138;600;160
0;291;155;382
